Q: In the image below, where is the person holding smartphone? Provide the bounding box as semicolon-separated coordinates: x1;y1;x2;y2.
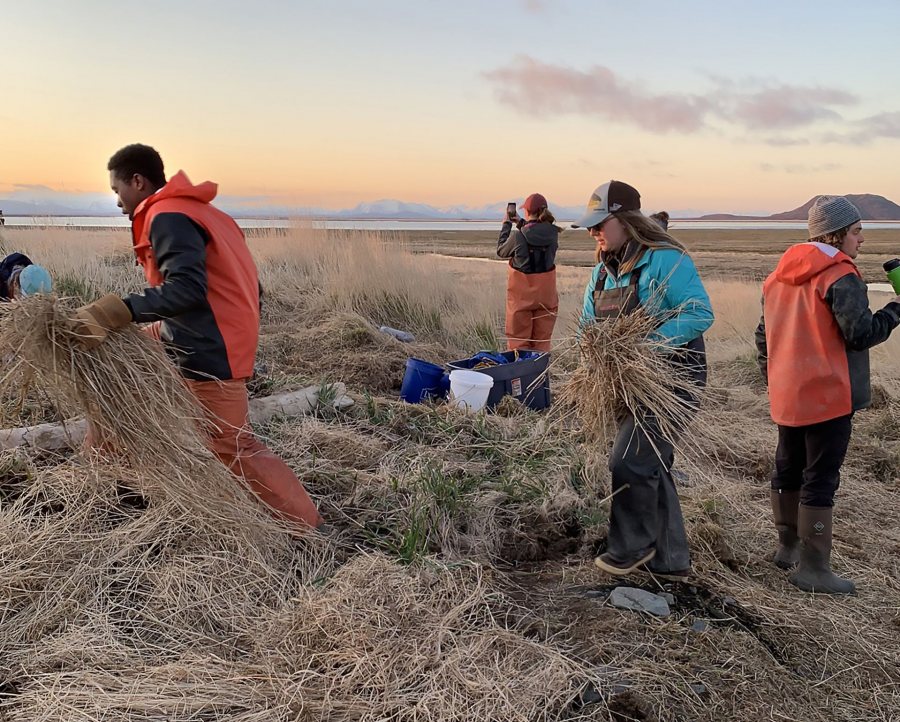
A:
496;193;560;352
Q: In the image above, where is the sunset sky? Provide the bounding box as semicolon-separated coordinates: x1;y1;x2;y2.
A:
4;0;900;214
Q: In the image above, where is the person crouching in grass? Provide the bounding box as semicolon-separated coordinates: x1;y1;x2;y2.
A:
71;143;323;533
756;195;900;594
0;253;53;300
576;180;714;579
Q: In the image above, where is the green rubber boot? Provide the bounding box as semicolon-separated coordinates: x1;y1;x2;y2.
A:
789;505;856;595
771;489;800;569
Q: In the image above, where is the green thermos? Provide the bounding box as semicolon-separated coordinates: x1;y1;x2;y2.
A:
885;259;900;294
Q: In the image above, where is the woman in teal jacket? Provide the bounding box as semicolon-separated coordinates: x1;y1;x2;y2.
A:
575;180;714;579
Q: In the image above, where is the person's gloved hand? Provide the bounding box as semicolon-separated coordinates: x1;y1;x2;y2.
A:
71;294;133;349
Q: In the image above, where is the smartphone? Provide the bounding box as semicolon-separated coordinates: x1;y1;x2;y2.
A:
506;202;517;221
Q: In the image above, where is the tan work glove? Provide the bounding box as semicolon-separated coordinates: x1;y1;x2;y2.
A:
71;294;133;349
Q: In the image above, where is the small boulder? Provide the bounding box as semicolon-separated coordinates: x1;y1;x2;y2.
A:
609;586;671;617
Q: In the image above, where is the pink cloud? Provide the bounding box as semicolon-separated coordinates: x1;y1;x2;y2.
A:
858;111;900;139
761;136;811;147
484;56;711;133
760;162;842;174
484;57;860;136
728;87;856;129
818;112;900;145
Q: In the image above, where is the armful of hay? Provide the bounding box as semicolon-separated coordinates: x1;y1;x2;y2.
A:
558;309;704;446
0;296;203;454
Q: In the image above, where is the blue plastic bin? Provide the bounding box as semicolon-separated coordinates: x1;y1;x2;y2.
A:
400;358;449;403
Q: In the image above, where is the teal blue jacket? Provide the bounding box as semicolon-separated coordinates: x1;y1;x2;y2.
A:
579;247;714;348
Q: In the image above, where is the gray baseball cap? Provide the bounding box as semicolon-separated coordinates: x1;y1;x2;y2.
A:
571;180;642;228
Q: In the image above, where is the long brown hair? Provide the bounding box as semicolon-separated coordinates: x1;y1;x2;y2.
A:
594;210;686;267
527;205;562;232
536;207;556;224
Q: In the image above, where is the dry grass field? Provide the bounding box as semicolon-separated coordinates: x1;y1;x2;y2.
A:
0;224;898;721
399;225;900;282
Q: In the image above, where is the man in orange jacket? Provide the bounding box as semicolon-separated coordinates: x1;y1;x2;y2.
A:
756;195;900;594
73;143;322;532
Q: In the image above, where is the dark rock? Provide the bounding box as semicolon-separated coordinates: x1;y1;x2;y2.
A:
611;678;635;695
578;682;604;706
609;586;671;617
691;619;709;633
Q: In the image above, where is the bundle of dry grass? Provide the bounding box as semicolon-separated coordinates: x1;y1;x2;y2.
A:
558;311;706;449
0;295;280;530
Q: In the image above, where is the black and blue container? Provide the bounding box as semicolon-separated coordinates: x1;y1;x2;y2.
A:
446;350;551;411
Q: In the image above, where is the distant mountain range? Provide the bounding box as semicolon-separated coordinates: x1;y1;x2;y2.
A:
2;191;898;221
699;194;900;221
0;197;117;216
0;195;591;220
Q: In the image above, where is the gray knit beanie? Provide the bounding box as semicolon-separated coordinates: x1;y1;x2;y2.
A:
808;195;861;239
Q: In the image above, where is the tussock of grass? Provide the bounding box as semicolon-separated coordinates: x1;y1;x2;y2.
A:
267;400;592;565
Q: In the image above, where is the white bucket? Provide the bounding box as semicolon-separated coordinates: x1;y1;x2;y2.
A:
448;369;494;413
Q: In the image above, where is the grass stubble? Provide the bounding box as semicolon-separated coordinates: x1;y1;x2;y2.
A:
0;225;897;720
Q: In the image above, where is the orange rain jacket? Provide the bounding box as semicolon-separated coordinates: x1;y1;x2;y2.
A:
124;171;260;381
756;242;900;427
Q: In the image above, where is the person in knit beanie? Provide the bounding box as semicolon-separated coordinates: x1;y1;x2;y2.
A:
808;195;863;249
754;195;900;594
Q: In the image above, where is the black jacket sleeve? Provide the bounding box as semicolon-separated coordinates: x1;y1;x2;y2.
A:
754;297;768;383
497;221;516;259
124;212;210;322
825;274;900;352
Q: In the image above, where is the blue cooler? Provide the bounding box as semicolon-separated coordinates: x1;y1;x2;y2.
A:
446;350;550;410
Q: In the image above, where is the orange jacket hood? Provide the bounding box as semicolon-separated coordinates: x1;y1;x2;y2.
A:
135;171;217;217
772;242;857;286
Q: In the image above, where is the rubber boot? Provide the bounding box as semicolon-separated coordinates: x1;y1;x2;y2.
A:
789;505;855;595
771;489;800;569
